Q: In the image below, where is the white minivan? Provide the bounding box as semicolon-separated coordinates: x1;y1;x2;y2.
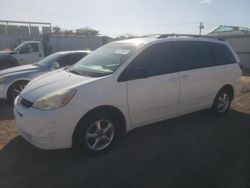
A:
14;35;242;154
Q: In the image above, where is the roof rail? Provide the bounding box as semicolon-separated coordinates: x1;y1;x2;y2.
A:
157;33;225;41
140;34;161;38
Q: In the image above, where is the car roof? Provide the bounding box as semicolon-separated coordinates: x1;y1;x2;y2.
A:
111;34;226;46
112;38;157;46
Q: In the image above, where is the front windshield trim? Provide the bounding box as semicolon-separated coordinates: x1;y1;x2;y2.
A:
13;43;25;52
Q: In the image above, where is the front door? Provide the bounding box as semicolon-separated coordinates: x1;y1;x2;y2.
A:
15;43;40;64
124;42;180;126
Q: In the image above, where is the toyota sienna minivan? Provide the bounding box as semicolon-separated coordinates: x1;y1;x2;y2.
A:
14;34;242;154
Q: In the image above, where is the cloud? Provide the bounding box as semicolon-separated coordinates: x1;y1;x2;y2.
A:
200;0;212;4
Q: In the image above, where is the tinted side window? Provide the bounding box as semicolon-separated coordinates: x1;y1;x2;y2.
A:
19;43;39;54
30;43;39;52
173;41;213;71
208;43;236;65
58;53;86;67
129;42;174;77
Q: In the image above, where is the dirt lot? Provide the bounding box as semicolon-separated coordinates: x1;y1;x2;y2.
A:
0;76;250;188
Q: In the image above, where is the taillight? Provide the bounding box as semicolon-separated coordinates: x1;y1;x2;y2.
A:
239;62;244;71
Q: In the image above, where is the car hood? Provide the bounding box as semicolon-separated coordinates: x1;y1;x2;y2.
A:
0;64;42;77
20;69;98;101
0;51;11;55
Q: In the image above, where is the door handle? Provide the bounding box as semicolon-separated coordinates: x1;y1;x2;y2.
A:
168;77;179;83
182;75;189;79
39;54;42;57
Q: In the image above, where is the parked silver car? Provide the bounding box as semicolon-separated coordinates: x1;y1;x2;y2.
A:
0;50;90;101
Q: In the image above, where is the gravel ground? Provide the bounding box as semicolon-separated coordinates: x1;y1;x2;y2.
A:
0;76;250;188
0;101;16;150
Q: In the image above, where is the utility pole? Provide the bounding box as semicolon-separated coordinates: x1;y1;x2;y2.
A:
199;22;204;35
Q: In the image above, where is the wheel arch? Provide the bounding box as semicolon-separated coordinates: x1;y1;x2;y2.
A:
72;105;127;146
6;79;30;100
211;84;234;116
219;84;234;99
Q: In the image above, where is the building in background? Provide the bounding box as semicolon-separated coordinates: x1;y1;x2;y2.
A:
0;20;107;55
0;20;51;36
208;25;250;71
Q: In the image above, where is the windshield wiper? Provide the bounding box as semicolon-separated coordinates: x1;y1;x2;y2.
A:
69;69;82;75
68;68;91;77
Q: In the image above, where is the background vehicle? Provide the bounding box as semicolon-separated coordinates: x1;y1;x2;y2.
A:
0;50;90;101
0;41;44;70
14;35;242;155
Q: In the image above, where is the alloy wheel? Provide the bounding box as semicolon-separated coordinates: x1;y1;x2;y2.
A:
217;93;230;113
85;119;114;151
11;83;26;100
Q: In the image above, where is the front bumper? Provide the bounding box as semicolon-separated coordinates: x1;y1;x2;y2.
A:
14;96;89;149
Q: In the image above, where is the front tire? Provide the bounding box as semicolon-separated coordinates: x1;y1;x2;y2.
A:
7;81;29;103
73;111;121;155
211;89;232;116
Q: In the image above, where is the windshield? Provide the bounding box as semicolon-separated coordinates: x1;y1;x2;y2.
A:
13;43;25;52
69;43;139;77
37;53;61;66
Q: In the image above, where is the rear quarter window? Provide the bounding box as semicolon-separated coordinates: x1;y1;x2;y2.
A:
208;43;236;66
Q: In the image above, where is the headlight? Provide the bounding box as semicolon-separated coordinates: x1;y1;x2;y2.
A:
0;76;7;83
33;89;76;110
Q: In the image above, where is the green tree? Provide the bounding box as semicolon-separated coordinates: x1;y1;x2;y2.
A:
52;26;61;34
75;27;99;36
63;30;74;36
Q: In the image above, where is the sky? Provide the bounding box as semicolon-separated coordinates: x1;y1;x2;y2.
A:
0;0;250;37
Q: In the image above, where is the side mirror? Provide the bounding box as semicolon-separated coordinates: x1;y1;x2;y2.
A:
118;67;149;82
50;62;60;70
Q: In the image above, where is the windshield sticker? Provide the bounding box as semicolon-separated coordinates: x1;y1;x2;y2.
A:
113;49;130;55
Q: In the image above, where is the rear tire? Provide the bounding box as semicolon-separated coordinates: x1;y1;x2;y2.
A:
73;111;122;155
7;81;29;103
211;89;232;116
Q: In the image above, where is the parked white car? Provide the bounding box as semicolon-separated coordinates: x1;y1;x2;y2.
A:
14;34;242;154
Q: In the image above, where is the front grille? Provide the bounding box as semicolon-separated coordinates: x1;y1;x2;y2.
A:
21;98;33;108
